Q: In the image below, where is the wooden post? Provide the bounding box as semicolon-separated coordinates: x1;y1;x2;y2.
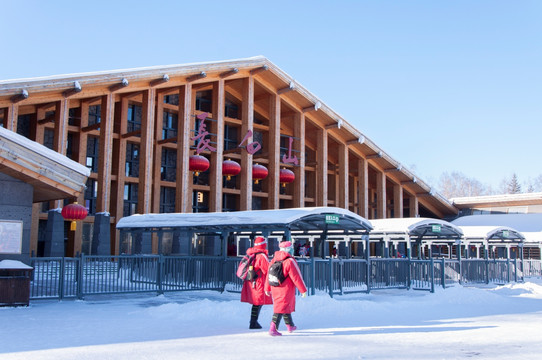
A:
316;127;328;206
139;89;155;214
394;183;403;218
338;143;348;209
293;112;305;207
268;93;280;209
96;94;114;213
358;157;368;219
5;104;19;132
410;195;419;217
152;91;165;213
209;80;225;212
176;84;192;213
240;76;254;210
376;170;386;219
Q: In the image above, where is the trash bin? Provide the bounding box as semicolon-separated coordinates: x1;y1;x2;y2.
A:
0;260;33;307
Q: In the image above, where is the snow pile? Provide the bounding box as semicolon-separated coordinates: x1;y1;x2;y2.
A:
1;279;542;360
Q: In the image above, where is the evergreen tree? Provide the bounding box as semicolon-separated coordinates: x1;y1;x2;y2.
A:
507;173;522;194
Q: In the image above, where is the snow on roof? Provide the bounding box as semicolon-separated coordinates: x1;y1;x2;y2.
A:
0;259;32;269
521;232;542;244
116;207;372;231
451;214;542;232
451;192;542;205
0;126;90;177
457;226;524;241
369;217;462;237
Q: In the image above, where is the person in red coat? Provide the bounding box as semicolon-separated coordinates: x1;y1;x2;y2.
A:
265;240;308;336
240;236;273;329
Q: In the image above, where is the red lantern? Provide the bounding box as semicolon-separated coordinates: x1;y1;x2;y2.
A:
252;163;268;184
189;155;209;176
222;159;241;180
279;168;295;187
61;202;88;231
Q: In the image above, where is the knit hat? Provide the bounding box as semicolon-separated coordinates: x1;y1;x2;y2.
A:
279;241;294;255
254;236;267;250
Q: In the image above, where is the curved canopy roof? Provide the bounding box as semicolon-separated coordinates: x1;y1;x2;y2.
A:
451;214;542;232
520;232;542;244
116;207;372;234
458;226;524;243
369;218;463;240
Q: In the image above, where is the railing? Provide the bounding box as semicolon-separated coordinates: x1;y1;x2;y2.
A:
29;255;541;300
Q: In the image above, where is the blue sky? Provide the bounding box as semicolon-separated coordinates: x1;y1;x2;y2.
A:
2;0;541;190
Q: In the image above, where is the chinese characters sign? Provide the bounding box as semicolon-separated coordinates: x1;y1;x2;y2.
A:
191;112;299;165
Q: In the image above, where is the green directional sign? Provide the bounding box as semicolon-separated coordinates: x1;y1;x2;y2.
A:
325;214;340;224
432;224;442;233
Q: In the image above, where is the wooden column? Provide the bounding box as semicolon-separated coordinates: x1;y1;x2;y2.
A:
376;170;386;219
357;157;368;218
152;91;165;213
5;104;19;131
338;143;348;209
52;99;69;209
267;93;280;209
240;76;254;211
293;112;305;207
176;84;192;213
393;183;403;218
113;96;129;255
209;80;225;212
138;89;155;214
316;127;328;206
96;94;114;213
410;195;419;217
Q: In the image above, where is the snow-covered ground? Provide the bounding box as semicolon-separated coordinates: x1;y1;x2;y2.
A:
2;279;542;360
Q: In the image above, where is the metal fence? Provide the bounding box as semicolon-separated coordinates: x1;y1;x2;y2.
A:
29;255;542;300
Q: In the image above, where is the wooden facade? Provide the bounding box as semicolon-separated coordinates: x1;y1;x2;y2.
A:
0;56;458;256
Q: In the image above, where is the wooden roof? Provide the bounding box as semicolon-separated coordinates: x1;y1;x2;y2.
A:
0;127;90;202
0;56;456;216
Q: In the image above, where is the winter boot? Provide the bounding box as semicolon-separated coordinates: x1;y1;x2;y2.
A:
249;305;262;329
269;322;282;336
249;320;262;329
286;324;297;333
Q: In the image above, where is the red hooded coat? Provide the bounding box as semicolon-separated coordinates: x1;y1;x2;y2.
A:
265;251;307;313
240;247;273;305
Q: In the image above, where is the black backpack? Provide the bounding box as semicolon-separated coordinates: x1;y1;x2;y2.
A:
268;258;288;286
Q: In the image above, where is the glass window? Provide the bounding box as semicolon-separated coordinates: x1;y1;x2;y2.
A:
125;143;140;177
161;148;176;181
224;124;238;151
164;94;179;105
123;183;138;217
127;104;142;133
17;114;32;139
195;90;212;113
88;105;101;125
43;129;54;150
84;179;97;215
160;187;176;213
225;100;238;119
86;136;99;173
162;111;178;139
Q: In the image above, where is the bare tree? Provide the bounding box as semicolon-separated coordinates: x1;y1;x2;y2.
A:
438;171;488;198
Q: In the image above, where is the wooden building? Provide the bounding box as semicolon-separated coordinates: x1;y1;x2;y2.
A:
0;56;458;257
